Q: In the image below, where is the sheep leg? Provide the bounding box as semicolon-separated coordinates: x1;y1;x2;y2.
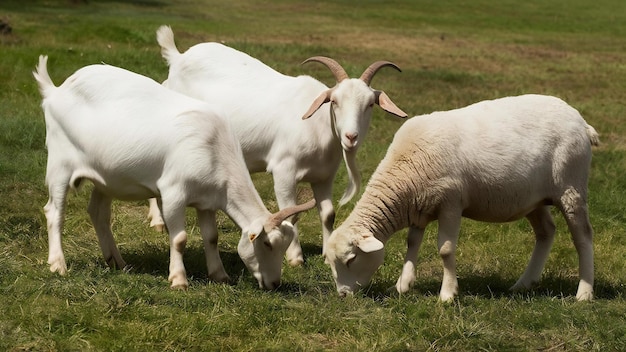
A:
44;179;70;275
311;180;335;256
160;194;189;289
272;167;303;266
196;208;230;283
437;210;462;302
147;197;165;232
395;226;425;294
87;189;126;270
559;188;594;301
511;206;555;292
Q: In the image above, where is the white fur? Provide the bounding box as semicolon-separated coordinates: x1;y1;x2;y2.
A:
151;26;407;265
325;94;598;301
33;55;313;290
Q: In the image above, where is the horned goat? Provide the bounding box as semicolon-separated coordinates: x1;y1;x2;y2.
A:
150;25;408;265
324;94;599;301
33;55;315;290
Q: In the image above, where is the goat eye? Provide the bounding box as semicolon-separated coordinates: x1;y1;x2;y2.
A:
263;240;273;250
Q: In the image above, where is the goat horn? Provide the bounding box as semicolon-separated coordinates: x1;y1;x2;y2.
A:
359;61;402;86
302;56;349;83
264;199;317;232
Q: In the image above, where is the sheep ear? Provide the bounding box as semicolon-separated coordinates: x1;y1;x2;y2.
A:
356;235;384;253
375;91;408;118
302;90;331;119
343;252;357;267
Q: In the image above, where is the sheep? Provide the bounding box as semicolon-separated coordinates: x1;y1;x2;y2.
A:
150;25;408;266
33;55;315;290
324;94;599;301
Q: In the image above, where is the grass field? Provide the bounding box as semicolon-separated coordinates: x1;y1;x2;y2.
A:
1;0;625;351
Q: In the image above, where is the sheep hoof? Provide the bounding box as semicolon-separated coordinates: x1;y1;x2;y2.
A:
106;257;127;271
509;283;525;292
510;278;538;292
439;292;456;303
576;291;593;301
439;285;458;302
395;273;415;294
576;283;593;301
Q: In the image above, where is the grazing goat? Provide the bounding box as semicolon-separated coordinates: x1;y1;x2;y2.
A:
150;25;407;265
324;94;599;301
33;55;315;290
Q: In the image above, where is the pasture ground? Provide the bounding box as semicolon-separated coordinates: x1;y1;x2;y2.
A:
1;1;625;351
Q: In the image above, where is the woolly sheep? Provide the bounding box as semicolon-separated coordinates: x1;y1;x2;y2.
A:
150;25;407;265
33;55;315;290
324;94;599;301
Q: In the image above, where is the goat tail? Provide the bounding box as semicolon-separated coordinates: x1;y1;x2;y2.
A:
586;123;600;146
33;55;56;98
156;25;181;66
338;148;361;207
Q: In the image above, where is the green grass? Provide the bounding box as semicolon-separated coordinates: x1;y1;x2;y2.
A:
1;0;626;350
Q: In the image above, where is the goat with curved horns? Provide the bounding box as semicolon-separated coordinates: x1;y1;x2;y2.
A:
150;25;408;265
34;55;316;290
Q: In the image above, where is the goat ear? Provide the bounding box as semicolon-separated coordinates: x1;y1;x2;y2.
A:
375;91;408;118
248;220;265;242
302;90;331;120
356;235;384;253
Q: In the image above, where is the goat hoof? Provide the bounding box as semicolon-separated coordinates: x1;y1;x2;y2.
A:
170;283;189;290
288;257;304;267
49;260;68;275
208;273;230;284
169;277;189;290
150;223;165;233
168;273;189;289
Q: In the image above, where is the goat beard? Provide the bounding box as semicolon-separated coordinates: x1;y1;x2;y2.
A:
338;148;361;207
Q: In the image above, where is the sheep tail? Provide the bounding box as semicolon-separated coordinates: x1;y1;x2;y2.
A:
585;124;600;146
156;25;182;66
33;55;56;98
338;148;361;206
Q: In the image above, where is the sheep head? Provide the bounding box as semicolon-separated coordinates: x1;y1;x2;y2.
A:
237;199;316;290
324;225;385;297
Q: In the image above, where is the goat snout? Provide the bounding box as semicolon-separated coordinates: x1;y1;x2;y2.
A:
344;132;359;148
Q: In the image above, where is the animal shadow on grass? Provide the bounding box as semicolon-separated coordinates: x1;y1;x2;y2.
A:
362;274;622;301
120;241;326;292
120;243;247;286
272;242;326;295
300;242;324;260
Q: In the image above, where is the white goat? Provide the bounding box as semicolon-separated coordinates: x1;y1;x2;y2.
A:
150;25;408;265
324;94;599;301
33;55;315;290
